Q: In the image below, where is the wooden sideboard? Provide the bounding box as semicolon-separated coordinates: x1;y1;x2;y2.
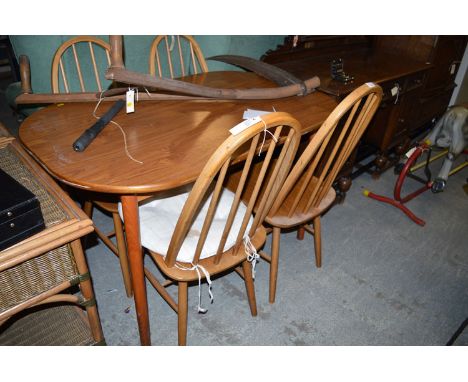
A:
262;36;467;179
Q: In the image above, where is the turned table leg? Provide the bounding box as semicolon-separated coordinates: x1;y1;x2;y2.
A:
120;195;151;346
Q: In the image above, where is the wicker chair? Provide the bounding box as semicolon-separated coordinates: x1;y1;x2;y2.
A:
0;125;104;345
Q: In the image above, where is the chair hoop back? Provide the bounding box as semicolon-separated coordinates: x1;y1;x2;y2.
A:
51;36;111;93
271;83;383;216
149;35;208;78
164;112;302;267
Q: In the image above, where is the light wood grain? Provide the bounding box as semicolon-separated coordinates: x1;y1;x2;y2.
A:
20;72;337;195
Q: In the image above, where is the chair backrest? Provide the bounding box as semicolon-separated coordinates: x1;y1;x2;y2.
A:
164;112;302;267
270;83;383;217
51;36;111;93
149;35;208;78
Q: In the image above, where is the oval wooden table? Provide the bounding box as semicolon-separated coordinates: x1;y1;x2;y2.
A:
19;71;337;345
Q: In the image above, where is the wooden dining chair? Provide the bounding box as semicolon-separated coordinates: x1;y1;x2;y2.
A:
120;112;301;345
51;36;112;93
149;35;208;78
261;83;382;303
50;36;133;298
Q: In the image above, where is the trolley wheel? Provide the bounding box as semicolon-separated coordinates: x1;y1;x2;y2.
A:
431;178;446;193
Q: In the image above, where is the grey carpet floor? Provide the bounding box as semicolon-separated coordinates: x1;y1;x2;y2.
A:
86;155;468;346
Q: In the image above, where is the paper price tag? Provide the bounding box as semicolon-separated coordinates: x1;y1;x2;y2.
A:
450;64;456;75
242;109;272;119
229;116;262;135
405;147;417;158
391;85;399;97
126;89;135;113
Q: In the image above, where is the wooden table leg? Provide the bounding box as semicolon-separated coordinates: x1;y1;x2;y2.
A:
120;195;151;345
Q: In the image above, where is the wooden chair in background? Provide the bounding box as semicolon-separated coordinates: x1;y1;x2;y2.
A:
262;83;383;303
51;36;111;93
121;112;302;345
227;83;382;303
50;36;133;298
149;35;208;78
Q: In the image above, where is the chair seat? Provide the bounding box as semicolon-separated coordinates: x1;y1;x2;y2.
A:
118;188;253;264
94;199;119;213
266;187;336;228
151;225;266;282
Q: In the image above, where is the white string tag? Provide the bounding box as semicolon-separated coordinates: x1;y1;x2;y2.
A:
126;89;135;113
243;236;260;279
175;262;213;313
258;117;278;156
93;90;143;164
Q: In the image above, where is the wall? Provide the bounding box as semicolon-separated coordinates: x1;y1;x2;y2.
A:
9;35;285;93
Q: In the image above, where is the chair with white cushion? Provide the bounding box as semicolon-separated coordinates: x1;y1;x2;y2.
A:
120;112;302;345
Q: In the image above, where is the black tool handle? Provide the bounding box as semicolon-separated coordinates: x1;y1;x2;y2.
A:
72;99;126;152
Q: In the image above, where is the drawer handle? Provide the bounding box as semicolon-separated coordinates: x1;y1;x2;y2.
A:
7;211;13;217
10;222;15;228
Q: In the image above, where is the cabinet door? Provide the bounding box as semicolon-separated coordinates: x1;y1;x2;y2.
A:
424;36;466;94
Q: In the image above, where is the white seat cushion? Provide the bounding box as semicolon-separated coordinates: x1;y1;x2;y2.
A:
118;188;253;263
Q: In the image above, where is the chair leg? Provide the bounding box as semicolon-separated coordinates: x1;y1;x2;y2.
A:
269;226;281;304
81;200;94;248
82;200;93;218
313;216;322;268
69;239;105;344
112;212;133;298
242;260;257;316
178;282;188;346
296;226;305;240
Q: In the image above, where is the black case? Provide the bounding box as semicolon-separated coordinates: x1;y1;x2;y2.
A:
0;168;45;251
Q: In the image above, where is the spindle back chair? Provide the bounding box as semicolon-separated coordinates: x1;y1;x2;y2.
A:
149;35;208;78
264;83;383;303
138;112;302;345
50;36;133;299
51;36;111;93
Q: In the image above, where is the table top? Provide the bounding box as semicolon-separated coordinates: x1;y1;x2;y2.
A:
19;71;337;195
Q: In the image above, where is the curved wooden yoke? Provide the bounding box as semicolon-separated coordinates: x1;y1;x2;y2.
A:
164;112;302;268
107;35;319;100
270;83;383;217
149;35;208;78
51;36;111;93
